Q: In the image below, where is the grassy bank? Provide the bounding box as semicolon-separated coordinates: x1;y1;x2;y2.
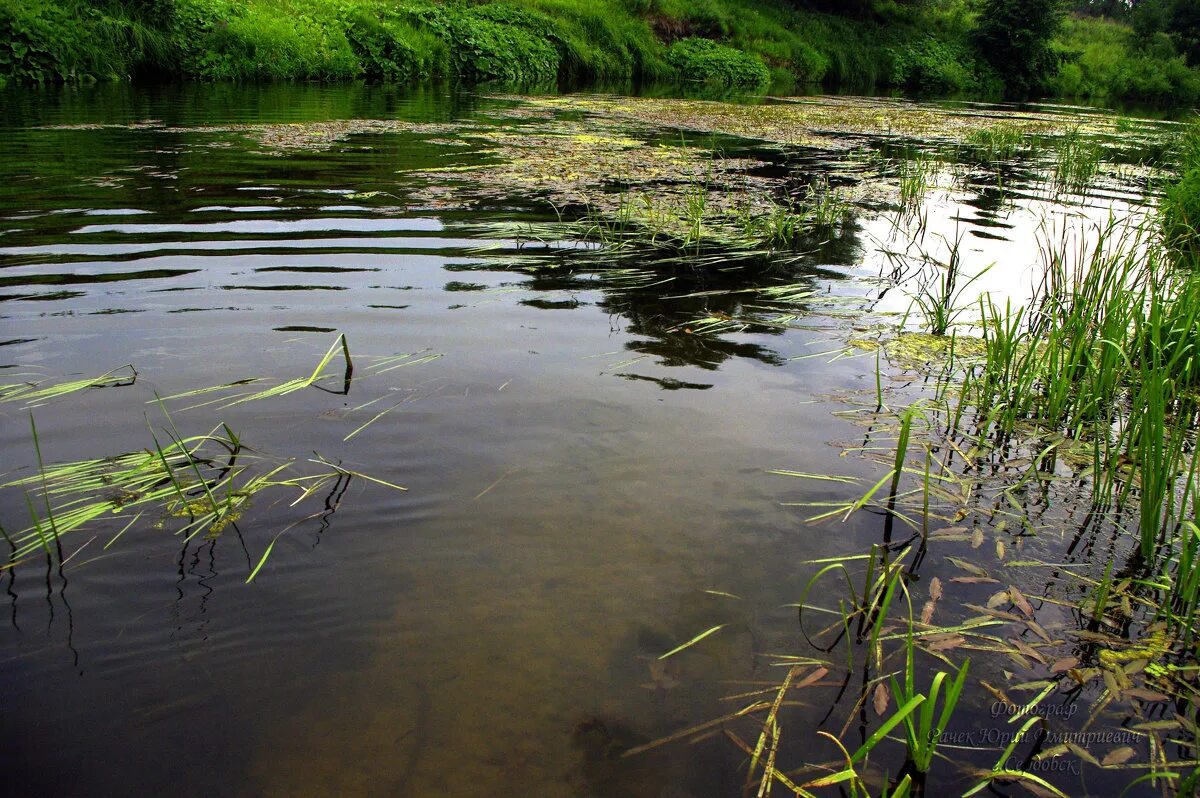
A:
1049;14;1200;104
3;0;1200;104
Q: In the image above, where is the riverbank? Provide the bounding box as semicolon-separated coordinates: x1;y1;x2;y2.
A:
3;0;1200;105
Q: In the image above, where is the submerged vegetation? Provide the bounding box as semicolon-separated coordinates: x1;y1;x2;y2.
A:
378;95;1200;793
3;0;1200;102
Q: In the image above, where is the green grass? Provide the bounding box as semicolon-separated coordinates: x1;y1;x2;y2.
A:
964;124;1027;163
8;0;1196;103
1049;15;1200;105
1050;128;1103;194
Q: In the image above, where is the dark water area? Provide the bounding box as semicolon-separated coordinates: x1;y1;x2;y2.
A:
0;83;1180;796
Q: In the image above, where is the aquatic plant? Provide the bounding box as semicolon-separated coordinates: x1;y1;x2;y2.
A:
0;364;138;407
896;153;936;212
890;630;969;774
0;334;439;581
2;409;404;578
740;180;852;252
964;124;1026;163
892;231;991;336
1160;167;1200;262
1050;128;1102;194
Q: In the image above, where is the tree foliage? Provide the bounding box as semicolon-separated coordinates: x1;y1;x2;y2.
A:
973;0;1064;96
1133;0;1200;65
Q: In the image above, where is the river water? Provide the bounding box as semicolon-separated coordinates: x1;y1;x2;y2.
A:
0;83;1178;797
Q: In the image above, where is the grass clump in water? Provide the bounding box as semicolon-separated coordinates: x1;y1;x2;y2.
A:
1050;128;1102;194
1161;168;1200;264
725;131;1200;794
0;334;437;580
964;123;1026;163
2;411;401;574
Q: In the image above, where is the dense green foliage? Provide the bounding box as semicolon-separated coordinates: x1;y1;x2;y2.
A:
973;0;1063;95
2;0;1200;103
1049;15;1200;104
1161;119;1200;263
0;0;173;83
666;37;770;88
1053;0;1200;102
1162;167;1200;262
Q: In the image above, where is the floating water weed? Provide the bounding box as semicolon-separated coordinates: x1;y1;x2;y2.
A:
157;335;440;412
0;335;439;579
795;544;913;664
2;408;405;576
0;364;137;407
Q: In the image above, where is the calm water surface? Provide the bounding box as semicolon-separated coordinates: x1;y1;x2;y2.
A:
0;83;1172;796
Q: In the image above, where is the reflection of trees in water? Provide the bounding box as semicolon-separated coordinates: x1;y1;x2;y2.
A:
461;137;873;373
513;224;864;372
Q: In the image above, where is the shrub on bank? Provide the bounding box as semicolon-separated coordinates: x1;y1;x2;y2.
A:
172;0;661;86
173;0;359;80
5;0;1200;106
0;0;171;84
346;10;449;82
503;0;669;83
887;36;986;95
1049;16;1200;104
418;5;559;86
666;37;769;88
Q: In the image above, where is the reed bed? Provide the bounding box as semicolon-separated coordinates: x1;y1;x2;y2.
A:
615;120;1200;795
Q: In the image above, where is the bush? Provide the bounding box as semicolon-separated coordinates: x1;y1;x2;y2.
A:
974;0;1063;96
1048;16;1200;104
888;37;976;94
515;0;669;82
0;0;171;84
2;0;1196;106
667;37;769;88
0;1;83;83
417;6;559;86
175;0;359;80
345;10;447;81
